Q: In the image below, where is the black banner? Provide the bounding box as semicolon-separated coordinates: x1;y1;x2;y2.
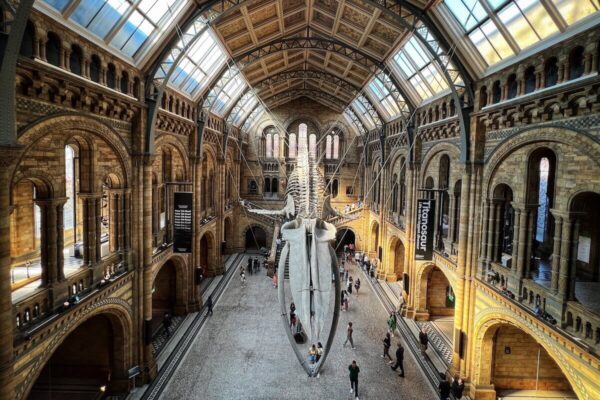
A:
173;192;193;253
415;199;435;261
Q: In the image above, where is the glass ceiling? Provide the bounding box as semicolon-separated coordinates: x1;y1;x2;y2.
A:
168;29;227;99
365;75;406;121
443;0;600;66
42;0;187;58
212;74;246;116
242;104;265;132
228;92;260;127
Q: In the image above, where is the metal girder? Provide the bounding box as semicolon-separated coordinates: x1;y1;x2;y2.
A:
0;0;35;144
241;103;265;132
374;71;412;119
253;69;361;97
263;89;347;113
225;88;253;126
354;93;384;129
133;0;472;157
233;37;382;74
201;64;240;116
344;108;368;136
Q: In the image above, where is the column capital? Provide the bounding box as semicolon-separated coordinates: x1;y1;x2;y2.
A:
77;192;103;199
35;197;68;207
550;208;585;221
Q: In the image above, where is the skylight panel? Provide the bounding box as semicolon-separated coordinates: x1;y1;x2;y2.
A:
351;99;376;130
70;0;129;38
551;0;599;24
366;77;403;121
444;0;599;68
43;0;71;11
213;75;246;115
233;95;259;126
138;0;178;24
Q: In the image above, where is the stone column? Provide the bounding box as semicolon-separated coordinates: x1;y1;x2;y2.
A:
558;217;572;300
479;199;490;276
0;148;20;400
36;199;58;286
109;191;119;253
142;158;157;380
550;211;563;292
568;219;580;301
524;208;536;278
510;207;521;274
490;200;502;263
56;199;66;281
95;196;102;262
79;193;100;265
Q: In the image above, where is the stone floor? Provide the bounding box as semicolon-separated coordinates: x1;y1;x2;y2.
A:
160;258;437;400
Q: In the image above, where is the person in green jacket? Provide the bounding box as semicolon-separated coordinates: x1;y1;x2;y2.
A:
348;360;360;400
387;312;397;337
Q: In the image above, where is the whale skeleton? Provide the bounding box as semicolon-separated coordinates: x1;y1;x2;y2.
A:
246;134;352;376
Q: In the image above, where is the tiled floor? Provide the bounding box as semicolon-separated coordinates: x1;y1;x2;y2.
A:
159;258;436;399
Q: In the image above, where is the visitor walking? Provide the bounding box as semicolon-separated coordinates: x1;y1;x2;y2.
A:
348;360;360;400
390;342;405;377
206;295;213;316
163;312;172;337
240;271;246;287
272;271;278;288
381;332;393;362
387;312;397;337
438;374;451;400
343;322;355;349
451;375;465;399
419;328;429;355
347;276;353;295
354;278;360;296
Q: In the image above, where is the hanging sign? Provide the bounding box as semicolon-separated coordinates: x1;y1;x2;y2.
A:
415;199;435;261
173;192;193;253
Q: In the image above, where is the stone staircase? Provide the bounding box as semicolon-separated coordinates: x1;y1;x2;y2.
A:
327;207;364;226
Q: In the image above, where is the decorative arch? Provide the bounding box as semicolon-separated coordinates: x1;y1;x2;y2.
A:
387;235;406;278
153;255;188;315
420;142;461;185
14;114;132;188
472;309;591;400
19;299;133;400
155;134;190;179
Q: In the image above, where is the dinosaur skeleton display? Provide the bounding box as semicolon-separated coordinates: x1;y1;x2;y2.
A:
247;132;353;376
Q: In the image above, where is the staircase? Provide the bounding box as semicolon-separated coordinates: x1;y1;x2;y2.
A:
241;200;281;226
273;239;290;279
328;207;364;227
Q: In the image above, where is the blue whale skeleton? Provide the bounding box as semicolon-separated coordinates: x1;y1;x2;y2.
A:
248;134;355;376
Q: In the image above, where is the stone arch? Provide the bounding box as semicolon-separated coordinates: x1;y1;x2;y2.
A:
282;115;322;136
335;228;356;253
20;300;133;400
369;221;379;254
387;236;406;278
153;255;188;317
415;263;456;320
243;224;268;251
420;142;461;189
14;114;132;189
472;311;585;400
155;134;190;180
200;231;216;270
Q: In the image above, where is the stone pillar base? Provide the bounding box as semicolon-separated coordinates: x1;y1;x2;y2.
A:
470;383;496;400
507;274;522;295
413;309;430;321
51;280;70;309
545;292;566;324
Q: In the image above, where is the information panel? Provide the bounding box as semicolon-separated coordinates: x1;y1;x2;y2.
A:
415;199;435;261
173;192;193;253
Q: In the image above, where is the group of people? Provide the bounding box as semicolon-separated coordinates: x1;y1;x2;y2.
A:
246;256;263;275
308;342;324;364
439;373;465;400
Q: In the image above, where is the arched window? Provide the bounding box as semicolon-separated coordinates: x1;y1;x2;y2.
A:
272;178;279;194
325;135;332;159
544;57;558;88
527;149;556;270
479;86;488;108
492;80;501;103
439;155;450;241
90;55;101;83
273;133;280;158
309;134;317;159
264;178;271;193
265;132;273;158
120;71;129;93
453;180;461;243
332;179;338;199
333;133;340;159
399;159;406;216
569;46;585;80
524;66;536;94
46;32;61;67
506;74;517;99
19;21;35;58
391;173;399;213
288;133;297;158
107;63;116;89
70;45;83;76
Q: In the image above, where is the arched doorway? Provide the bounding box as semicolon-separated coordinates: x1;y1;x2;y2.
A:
223;217;232;250
152;260;177;335
370;222;379;254
200;233;214;271
388;237;405;278
418;265;455;343
476;323;576;399
28;313;128;399
336;228;355;253
245;226;267;251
